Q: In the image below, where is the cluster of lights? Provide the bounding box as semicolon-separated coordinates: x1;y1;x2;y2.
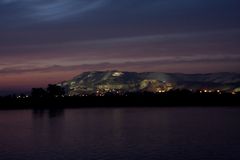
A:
94;88;124;96
158;90;166;93
199;89;214;93
199;89;238;95
17;95;29;99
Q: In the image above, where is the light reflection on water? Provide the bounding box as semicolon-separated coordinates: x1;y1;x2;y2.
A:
0;107;240;160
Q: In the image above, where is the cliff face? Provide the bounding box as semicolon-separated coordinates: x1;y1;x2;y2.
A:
58;71;240;96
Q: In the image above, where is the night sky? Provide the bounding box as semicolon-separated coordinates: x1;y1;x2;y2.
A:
0;0;240;94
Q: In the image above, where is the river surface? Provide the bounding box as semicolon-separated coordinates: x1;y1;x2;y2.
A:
0;107;240;160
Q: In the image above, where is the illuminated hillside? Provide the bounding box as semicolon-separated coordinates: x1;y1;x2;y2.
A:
58;71;240;96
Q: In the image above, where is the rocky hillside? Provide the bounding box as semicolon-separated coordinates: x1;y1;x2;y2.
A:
58;71;240;96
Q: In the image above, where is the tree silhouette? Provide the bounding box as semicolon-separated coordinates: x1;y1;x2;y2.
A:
31;88;47;98
47;84;65;97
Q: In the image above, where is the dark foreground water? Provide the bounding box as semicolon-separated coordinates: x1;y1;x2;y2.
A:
0;107;240;160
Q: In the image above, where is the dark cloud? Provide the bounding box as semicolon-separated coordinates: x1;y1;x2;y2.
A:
1;54;240;75
0;0;106;24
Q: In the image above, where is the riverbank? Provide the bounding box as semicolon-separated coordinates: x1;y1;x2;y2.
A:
0;93;239;109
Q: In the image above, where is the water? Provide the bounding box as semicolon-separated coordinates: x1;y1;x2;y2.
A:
0;107;240;160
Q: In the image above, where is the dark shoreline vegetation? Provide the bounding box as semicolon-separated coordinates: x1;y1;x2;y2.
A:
0;90;239;109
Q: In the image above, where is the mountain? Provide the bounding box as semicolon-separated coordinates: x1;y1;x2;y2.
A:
58;71;240;96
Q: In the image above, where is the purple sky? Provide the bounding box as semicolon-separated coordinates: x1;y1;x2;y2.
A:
0;0;240;94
